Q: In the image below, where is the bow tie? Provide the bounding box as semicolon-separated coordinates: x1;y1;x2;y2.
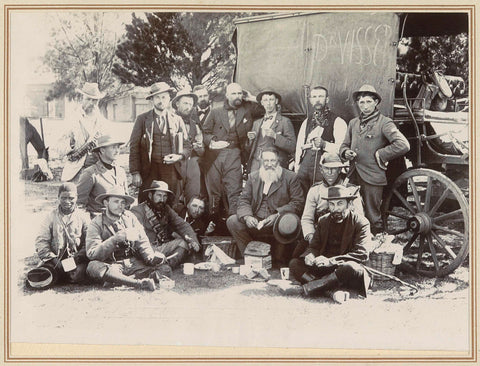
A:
264;115;274;121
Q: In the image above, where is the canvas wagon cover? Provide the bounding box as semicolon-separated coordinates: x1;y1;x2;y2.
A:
234;12;400;122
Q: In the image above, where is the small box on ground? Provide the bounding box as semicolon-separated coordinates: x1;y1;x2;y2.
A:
244;241;272;270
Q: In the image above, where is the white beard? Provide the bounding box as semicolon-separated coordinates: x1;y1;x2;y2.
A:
259;165;282;184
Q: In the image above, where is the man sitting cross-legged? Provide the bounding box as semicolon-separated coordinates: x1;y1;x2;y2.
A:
131;180;201;275
287;185;372;303
85;186;169;291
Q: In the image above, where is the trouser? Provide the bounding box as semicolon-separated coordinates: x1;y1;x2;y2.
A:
205;148;243;217
351;171;384;231
226;214;293;264
297;150;324;196
139;161;180;203
289;258;368;295
86;257;161;281
154;238;189;269
45;258;88;284
181;156;202;205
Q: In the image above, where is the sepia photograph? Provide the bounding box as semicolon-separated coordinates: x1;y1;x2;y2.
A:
4;2;475;363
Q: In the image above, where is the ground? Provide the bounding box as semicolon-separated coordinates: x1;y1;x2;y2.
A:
8;153;472;357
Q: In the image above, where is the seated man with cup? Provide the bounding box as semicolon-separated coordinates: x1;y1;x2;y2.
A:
131;180;201;274
27;183;90;290
287;185;372;303
226;148;304;266
85;186;169;291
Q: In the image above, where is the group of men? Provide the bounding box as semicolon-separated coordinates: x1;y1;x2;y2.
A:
28;79;410;301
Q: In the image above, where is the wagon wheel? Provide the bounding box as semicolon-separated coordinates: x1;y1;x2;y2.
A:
382;168;469;277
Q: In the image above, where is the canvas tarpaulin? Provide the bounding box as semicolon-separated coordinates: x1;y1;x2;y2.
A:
234;12;399;123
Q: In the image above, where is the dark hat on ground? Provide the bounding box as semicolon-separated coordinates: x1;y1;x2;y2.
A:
92;134;125;152
26;263;58;290
352;84;382;103
273;212;301;245
143;180;174;195
256;88;282;104
321;185;359;201
171;89;198;109
320;152;348;169
95;186;135;205
146;82;175;100
76;82;105;99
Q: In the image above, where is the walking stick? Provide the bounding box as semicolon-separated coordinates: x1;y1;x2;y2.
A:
312;149;320;184
363;264;419;294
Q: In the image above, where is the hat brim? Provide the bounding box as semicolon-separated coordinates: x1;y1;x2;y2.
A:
172;93;198;108
76;88;105;100
146;88;175;100
143;187;174;195
95;193;135;205
26;266;55;290
321;195;358;201
92;141;125;152
321;162;349;168
273;213;301;245
353;90;382;103
256;91;282;104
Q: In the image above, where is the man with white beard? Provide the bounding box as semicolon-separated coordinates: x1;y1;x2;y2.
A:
226;148;304;265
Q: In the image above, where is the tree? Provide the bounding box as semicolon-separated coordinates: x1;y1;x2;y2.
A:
112;12;251;89
42;12;127;101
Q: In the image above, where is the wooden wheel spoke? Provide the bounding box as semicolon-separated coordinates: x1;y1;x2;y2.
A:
427;235;440;273
393;188;416;214
432;209;463;223
424;176;433;213
385;210;411;221
431;230;457;260
416;235;426;270
432;224;464;239
408;177;423;211
403;232;419;253
428;189;450;217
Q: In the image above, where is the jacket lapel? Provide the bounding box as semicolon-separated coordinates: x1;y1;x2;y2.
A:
221;108;232;132
252;175;263;214
267;170;283;196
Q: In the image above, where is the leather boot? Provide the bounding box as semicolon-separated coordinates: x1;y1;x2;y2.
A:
301;272;316;283
167;247;187;270
303;272;340;297
103;269;155;291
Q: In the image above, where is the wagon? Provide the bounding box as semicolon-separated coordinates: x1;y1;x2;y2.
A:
233;11;470;277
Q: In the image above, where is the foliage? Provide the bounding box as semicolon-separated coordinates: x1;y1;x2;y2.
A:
112;12;251;89
42;12;127;101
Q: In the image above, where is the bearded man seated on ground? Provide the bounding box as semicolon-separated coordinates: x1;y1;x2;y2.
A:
131;180;201;274
27;183;90;290
226;148;304;266
85;186;169;291
286;185;372;303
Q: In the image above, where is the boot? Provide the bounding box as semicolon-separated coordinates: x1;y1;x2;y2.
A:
149;264;172;283
303;272;340;297
167;247;187;270
103;269;155;291
301;272;316;283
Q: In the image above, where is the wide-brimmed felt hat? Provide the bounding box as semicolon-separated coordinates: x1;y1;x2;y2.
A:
92;134;125;152
256;88;282;104
26;262;58;290
171;89;198;109
321;185;359;201
320;152;348;169
273;212;301;245
143;180;174;195
95;186;135;205
146;82;175;100
352;84;382;103
76;82;105;99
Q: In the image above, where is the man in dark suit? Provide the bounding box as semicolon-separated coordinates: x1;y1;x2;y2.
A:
202;82;260;217
288;185;372;303
129;82;192;203
246;88;296;174
193;84;211;128
227;148;304;265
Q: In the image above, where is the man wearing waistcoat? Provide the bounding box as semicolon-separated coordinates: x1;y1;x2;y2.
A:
193;84;211;128
295;86;347;196
129;82;192;204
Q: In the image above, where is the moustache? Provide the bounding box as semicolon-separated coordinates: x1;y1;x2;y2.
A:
232;98;242;107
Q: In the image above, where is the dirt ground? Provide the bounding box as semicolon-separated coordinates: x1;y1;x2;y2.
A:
8;154;472;358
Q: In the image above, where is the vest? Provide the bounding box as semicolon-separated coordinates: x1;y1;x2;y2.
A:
304;111;337;145
152;119;173;163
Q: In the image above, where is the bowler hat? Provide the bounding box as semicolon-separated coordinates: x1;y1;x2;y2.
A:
26;263;58;290
320;152;348;169
95;186;135;205
256;88;282;104
321;185;359;201
273;212;301;245
76;82;105;99
146;82;175;100
352;84;382;103
92;134;125;152
171;89;198;109
143;180;174;195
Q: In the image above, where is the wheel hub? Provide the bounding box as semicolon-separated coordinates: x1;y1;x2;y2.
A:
407;212;432;234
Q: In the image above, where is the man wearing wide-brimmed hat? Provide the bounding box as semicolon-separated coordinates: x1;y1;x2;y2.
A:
129;82;192;204
287;185;372;303
300;152;364;244
245;88;296;174
340;84;410;234
131;180;201;274
62;82;108;181
85;186;169;291
77;133;128;216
